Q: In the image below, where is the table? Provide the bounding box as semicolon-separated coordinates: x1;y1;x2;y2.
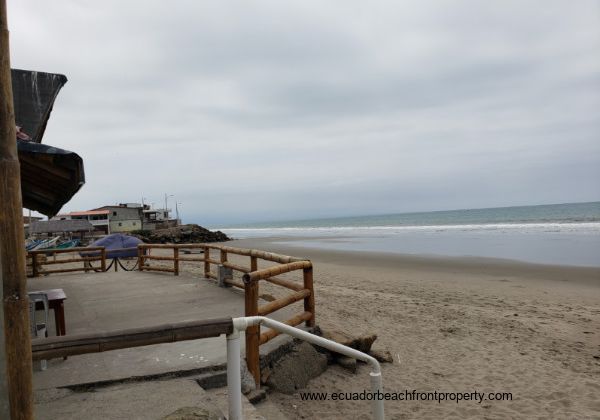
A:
31;288;67;336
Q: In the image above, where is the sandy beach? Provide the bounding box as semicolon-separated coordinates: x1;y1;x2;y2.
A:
208;237;600;419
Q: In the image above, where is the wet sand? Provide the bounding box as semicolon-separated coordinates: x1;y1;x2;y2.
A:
226;237;600;419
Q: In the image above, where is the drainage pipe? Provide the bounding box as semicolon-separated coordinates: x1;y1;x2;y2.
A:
227;316;385;420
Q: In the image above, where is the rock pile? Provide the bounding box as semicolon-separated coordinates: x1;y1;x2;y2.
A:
133;224;230;244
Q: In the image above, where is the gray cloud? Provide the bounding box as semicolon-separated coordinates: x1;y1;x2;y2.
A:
9;0;600;225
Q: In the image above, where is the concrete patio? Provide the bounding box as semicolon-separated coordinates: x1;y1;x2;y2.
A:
27;269;295;391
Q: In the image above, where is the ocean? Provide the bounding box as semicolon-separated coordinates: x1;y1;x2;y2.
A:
218;202;600;267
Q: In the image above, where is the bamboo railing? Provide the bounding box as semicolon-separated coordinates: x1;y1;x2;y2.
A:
137;243;315;385
27;247;107;277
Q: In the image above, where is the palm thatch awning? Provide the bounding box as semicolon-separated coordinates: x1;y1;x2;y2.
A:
12;69;85;216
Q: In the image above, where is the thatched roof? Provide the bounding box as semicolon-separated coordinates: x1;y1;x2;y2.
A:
12;68;86;217
30;219;93;234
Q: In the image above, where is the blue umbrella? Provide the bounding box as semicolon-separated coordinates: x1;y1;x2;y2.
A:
83;233;144;259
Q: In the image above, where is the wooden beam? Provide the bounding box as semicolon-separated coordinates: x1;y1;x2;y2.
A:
0;1;34;417
258;289;310;316
31;318;233;360
303;267;315;327
243;261;312;282
203;247;210;278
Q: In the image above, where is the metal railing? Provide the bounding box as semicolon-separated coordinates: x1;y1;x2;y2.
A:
228;317;384;420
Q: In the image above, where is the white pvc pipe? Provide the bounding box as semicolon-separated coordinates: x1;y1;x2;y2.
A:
226;329;243;420
231;316;385;420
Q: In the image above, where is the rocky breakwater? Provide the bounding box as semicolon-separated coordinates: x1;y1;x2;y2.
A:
133;224;230;244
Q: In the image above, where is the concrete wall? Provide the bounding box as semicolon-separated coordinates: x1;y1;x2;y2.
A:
109;219;141;233
104;207;142;222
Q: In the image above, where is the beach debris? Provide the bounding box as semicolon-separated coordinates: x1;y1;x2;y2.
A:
132;224;229;244
321;330;378;353
369;349;394;363
265;342;328;394
336;356;357;373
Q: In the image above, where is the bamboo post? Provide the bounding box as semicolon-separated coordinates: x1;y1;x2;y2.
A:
173;247;179;276
303;266;315;328
0;267;8;418
137;246;144;271
0;0;35;416
100;247;106;272
203;247;210;278
244;276;260;387
220;249;227;264
250;256;257;272
31;253;38;278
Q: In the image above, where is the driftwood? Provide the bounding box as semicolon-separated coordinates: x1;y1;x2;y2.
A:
369;348;394;363
322;330;378;354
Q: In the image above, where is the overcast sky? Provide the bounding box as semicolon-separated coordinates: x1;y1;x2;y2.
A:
9;1;600;225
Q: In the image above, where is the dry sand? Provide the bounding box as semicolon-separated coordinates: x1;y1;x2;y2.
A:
220;238;600;420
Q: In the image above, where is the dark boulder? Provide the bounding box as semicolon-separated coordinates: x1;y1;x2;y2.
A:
132;224;230;244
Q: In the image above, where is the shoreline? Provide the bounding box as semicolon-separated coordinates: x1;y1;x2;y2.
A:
218;237;600;419
229;237;600;287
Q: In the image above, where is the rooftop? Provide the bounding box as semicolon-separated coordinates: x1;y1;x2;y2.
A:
30;219;93;234
69;210;110;216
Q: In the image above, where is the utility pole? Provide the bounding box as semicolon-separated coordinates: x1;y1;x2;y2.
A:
164;193;173;222
0;1;35;418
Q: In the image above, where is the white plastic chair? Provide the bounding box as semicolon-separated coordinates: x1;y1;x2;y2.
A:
28;292;49;370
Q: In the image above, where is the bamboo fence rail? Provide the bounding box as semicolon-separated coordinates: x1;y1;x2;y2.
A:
27;247;106;277
137;243;315;385
23;242;315;388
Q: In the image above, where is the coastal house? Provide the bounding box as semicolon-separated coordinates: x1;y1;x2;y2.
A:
51;203;177;235
29;219;93;240
142;206;176;230
93;204;144;233
52;210;110;234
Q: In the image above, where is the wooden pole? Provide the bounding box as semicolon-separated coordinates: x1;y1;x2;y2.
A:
137;246;144;272
0;274;8;418
203;247;210;278
0;1;35;417
173;247;179;276
100;247;106;272
303;267;315;328
30;253;38;278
